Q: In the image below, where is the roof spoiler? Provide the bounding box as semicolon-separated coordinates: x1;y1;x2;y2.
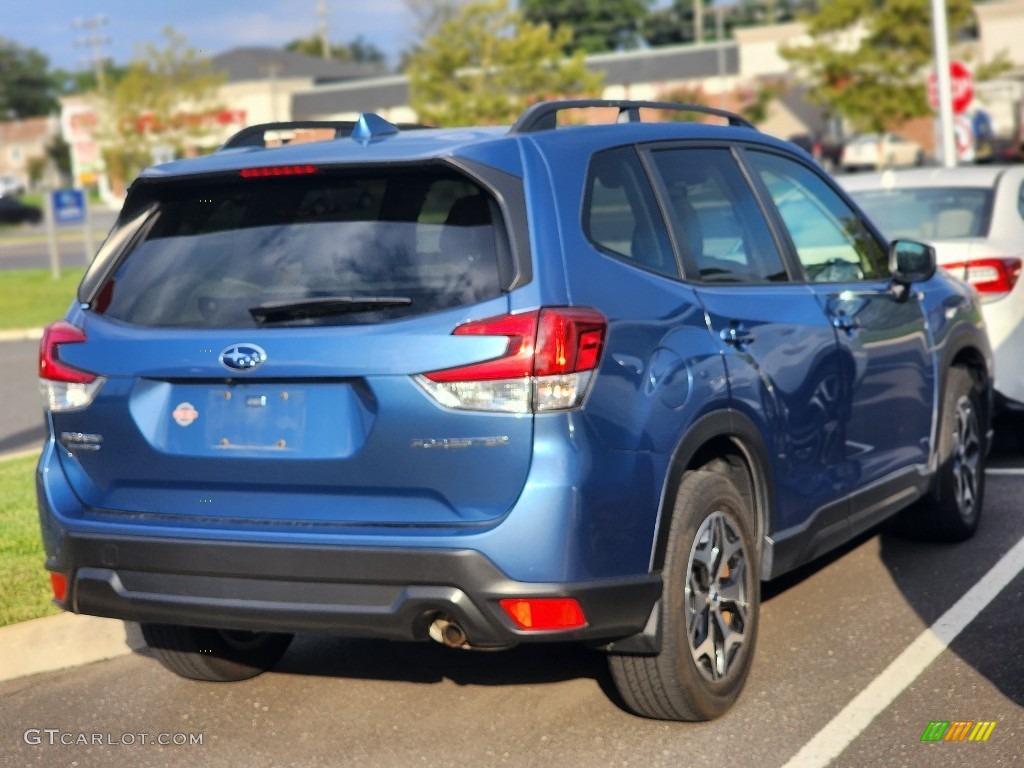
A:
219;115;432;150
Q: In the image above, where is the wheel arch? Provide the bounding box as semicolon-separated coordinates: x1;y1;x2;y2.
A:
936;329;993;465
650;409;775;575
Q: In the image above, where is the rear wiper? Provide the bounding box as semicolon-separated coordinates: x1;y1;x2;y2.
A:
249;296;413;324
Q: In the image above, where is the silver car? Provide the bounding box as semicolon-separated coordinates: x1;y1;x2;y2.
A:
840;165;1024;417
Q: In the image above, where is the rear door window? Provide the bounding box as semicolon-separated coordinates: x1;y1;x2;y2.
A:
647;147;789;283
94;168;506;327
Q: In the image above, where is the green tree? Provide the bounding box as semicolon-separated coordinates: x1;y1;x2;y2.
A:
406;0;604;127
521;0;652;53
0;38;58;117
97;27;225;191
45;134;72;185
645;0;815;47
284;34;387;65
51;63;128;96
781;0;974;134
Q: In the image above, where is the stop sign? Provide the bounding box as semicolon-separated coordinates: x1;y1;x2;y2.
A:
928;61;974;114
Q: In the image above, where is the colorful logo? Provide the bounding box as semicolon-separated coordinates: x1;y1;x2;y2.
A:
172;402;199;427
921;720;996;742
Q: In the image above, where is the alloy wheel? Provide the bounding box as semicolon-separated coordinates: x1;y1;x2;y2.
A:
952;395;980;520
685;510;750;682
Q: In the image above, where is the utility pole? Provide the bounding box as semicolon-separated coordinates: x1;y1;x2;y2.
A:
316;0;331;59
72;15;111;93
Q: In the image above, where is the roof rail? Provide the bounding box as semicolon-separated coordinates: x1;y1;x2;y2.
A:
509;99;756;134
220;117;432;150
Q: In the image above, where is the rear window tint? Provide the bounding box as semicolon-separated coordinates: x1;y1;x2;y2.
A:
94;168;505;327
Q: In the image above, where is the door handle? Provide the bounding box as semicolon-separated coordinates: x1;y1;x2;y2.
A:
831;312;859;334
719;324;755;348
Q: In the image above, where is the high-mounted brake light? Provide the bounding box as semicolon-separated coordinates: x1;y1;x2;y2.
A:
943;258;1022;300
38;321;106;411
500;598;587;631
239;164;319;178
415;308;607;413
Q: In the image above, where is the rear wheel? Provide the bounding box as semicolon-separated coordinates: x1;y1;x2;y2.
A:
898;366;984;541
609;465;759;720
140;623;293;682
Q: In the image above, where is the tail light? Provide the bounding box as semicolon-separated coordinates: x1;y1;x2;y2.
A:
943;258;1022;300
415;307;606;413
38;321;106;412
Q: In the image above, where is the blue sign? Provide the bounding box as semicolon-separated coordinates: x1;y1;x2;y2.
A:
51;189;86;225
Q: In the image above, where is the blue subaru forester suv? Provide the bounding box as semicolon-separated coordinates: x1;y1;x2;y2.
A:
37;101;992;720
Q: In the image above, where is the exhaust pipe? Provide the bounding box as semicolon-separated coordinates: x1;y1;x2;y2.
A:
429;617;469;648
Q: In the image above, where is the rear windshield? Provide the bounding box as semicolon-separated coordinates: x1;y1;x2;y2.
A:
93;167;505;327
848;187;993;241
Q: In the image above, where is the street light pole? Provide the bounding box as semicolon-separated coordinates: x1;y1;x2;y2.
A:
930;0;957;167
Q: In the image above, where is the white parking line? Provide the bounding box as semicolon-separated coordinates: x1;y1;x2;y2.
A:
986;468;1024;475
782;535;1024;768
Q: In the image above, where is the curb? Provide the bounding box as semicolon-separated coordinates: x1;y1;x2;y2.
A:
0;447;42;463
0;613;141;683
0;327;43;342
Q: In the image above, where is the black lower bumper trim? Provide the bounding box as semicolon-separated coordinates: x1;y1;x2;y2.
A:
56;534;662;648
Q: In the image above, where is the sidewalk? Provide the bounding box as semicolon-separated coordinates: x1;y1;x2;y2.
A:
0;613;140;683
0;327;43;342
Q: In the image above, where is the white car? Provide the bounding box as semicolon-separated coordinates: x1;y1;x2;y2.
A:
0;174;25;197
840;165;1024;415
840;133;925;172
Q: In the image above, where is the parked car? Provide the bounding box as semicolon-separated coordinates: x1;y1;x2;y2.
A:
840;165;1024;419
786;131;844;171
840;132;925;172
0;174;26;197
0;195;41;224
36;102;992;722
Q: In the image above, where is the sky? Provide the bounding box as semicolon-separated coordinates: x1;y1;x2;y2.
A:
1;0;417;72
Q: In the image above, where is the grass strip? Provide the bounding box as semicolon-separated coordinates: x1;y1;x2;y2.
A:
0;267;84;330
0;454;60;626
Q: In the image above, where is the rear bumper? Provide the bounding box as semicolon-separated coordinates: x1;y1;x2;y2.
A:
51;533;661;649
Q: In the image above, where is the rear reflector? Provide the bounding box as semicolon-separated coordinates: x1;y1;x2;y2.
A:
240;164;318;178
943;258;1022;299
500;598;586;630
38;321;106;412
50;572;68;602
417;307;606;413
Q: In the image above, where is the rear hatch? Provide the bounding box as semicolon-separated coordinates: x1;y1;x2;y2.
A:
47;164;533;531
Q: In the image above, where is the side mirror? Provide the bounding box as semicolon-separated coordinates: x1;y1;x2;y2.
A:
890;239;936;285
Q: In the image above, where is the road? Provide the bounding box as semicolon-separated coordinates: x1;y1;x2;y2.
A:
1;443;1021;768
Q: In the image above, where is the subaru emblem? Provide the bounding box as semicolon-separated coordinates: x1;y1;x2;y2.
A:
219;344;267;372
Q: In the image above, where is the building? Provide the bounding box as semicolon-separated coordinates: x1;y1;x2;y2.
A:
59;46;389;200
0;116;60;193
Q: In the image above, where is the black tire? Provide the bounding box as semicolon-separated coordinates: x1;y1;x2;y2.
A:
140;623;293;682
897;366;984;541
609;465;760;720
